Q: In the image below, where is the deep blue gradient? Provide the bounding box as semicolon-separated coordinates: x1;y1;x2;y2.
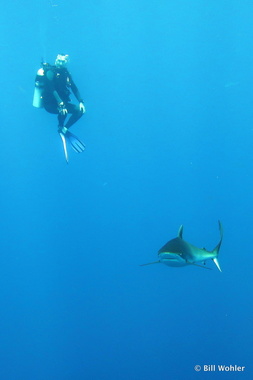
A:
0;0;252;379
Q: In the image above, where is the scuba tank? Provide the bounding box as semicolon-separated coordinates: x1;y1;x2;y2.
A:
32;67;45;108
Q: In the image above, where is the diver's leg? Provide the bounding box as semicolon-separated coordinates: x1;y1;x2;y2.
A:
58;112;67;128
64;104;83;129
44;102;58;115
59;104;85;153
43;102;65;128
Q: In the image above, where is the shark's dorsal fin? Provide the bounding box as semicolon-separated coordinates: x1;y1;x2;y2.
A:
178;225;183;238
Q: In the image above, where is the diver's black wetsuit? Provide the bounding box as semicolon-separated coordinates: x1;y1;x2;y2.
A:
43;66;84;129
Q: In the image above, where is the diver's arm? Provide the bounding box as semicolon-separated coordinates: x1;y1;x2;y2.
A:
46;70;64;104
69;74;86;113
46;70;68;114
54;91;68;115
69;76;83;102
72;83;83;102
52;90;62;104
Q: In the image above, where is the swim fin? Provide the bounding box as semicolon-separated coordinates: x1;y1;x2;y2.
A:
65;131;86;153
59;132;69;163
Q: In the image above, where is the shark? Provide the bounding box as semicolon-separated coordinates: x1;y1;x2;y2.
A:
141;221;223;271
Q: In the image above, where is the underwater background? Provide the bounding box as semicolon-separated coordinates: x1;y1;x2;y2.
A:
0;0;252;379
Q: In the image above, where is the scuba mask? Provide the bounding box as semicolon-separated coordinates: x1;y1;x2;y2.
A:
55;54;69;68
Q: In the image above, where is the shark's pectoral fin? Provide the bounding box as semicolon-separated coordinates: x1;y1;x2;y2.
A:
187;261;212;270
140;261;160;266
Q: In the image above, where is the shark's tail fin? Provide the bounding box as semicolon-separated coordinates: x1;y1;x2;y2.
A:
212;220;223;272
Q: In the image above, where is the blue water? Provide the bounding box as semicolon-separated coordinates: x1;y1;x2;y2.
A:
0;0;252;379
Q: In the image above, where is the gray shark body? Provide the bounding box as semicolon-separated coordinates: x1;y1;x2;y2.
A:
142;221;223;271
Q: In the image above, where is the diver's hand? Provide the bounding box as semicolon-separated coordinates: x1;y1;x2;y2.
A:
58;102;68;115
79;101;86;114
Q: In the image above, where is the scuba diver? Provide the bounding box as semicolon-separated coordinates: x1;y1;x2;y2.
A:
33;54;86;162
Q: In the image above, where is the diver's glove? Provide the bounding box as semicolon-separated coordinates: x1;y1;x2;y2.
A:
79;101;86;114
58;102;68;115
